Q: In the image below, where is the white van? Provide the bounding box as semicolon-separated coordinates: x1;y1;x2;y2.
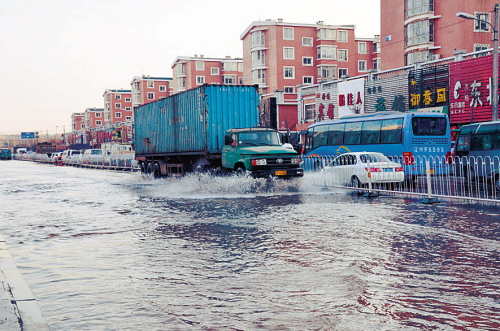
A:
61;150;82;164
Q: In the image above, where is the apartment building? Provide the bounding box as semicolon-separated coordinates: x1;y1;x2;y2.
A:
381;0;498;70
171;55;244;94
130;76;173;109
103;89;133;125
71;112;85;131
240;18;379;131
84;107;105;129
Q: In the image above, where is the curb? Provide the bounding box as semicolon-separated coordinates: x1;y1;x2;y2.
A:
0;234;50;331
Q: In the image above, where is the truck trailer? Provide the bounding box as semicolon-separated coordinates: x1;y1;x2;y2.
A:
134;84;303;178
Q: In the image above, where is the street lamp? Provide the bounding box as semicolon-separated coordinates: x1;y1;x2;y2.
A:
457;4;499;122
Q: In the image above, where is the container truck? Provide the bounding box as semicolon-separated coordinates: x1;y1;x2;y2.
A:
134;84;303;178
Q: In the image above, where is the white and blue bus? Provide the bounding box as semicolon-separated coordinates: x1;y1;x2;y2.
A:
303;111;452;178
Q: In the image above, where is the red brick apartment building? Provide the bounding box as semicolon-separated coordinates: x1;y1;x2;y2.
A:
84;107;104;129
130;76;173;109
171;55;244;94
71;112;85;131
103;89;133;125
240;18;380;131
381;0;499;70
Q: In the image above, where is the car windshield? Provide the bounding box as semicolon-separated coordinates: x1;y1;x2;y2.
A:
359;153;390;163
91;150;102;155
238;132;280;146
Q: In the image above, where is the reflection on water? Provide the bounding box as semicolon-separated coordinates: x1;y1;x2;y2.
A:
0;161;499;330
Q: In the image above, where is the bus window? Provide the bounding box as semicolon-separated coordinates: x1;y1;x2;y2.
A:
328;123;345;145
344;122;362;144
476;124;497;134
304;130;314;154
412;117;447;136
381;118;403;144
313;125;329;149
471;134;494;151
361;120;381;144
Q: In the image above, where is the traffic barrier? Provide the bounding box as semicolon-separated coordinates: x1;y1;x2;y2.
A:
301;155;500;203
13;153;140;171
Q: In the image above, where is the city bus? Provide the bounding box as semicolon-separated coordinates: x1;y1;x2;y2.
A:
303;111;452;179
454;120;500;190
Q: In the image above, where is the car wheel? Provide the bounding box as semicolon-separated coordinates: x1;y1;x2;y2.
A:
464;166;475;183
350;176;361;188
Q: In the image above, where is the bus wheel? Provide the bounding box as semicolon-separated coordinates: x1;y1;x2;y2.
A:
350;176;361;188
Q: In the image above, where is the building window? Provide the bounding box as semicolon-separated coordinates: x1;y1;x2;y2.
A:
358;42;366;54
283;47;294;59
222;61;237;71
251;30;265;47
318;46;336;59
284;66;295;79
116;112;122;118
339;68;348;78
406;50;429;65
196;61;204;70
239;77;244;84
252;69;266;85
318;28;335;40
318;65;337;80
176;63;186;75
284;86;295;94
303;76;313;85
358;60;367;72
373;59;380;71
406;20;434;47
125;107;131;111
305;104;316;122
211;67;220;75
303;57;313;66
338;49;348;61
95;113;101;118
302;37;313;46
147;92;154;99
252;50;266;66
475;12;491;32
474;44;490;52
126;116;132;120
177;77;186;90
196;76;205;85
337;30;348;42
147;81;154;88
159;85;167;92
373;42;380;53
125;97;131;102
223;75;237;85
115;94;121;100
96;120;102;126
115;103;121;109
283;27;294;40
406;0;434;18
238;63;243;72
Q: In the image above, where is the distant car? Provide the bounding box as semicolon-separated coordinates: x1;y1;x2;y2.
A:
60;150;82;165
81;149;104;165
324;152;405;188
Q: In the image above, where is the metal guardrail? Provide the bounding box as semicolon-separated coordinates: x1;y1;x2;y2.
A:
13;153;140;171
301;155;500;203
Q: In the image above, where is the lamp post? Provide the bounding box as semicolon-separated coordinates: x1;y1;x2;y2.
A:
457;4;499;122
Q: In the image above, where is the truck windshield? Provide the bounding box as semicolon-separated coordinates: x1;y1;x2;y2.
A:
239;132;280;146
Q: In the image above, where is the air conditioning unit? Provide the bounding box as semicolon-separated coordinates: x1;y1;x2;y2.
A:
432;54;441;61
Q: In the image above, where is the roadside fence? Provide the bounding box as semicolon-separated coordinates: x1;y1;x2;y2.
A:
13;153;140;171
300;155;500;203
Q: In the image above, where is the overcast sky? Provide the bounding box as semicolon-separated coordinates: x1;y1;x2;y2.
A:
0;0;380;134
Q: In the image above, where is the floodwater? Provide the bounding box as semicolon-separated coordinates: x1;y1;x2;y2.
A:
1;160;499;331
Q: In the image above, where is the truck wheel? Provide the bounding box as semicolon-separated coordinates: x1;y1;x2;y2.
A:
154;163;161;179
235;165;246;174
140;163;145;174
146;162;154;176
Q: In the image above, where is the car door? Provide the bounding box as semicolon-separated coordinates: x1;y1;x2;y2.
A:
222;133;238;169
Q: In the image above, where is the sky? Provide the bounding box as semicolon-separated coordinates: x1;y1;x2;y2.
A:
0;0;380;134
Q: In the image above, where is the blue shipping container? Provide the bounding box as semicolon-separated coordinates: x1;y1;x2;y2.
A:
134;85;259;157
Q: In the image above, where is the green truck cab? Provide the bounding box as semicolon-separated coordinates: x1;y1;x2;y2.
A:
222;128;304;178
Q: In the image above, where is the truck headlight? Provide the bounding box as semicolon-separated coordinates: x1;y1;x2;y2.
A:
251;159;267;166
291;158;301;164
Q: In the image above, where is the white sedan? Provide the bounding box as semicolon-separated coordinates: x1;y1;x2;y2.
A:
324;152;405;188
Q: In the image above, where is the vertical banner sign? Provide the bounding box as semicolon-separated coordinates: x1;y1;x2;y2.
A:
449;54;500;124
338;78;365;118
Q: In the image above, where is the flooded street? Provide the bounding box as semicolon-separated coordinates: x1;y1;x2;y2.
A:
1;161;499;330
